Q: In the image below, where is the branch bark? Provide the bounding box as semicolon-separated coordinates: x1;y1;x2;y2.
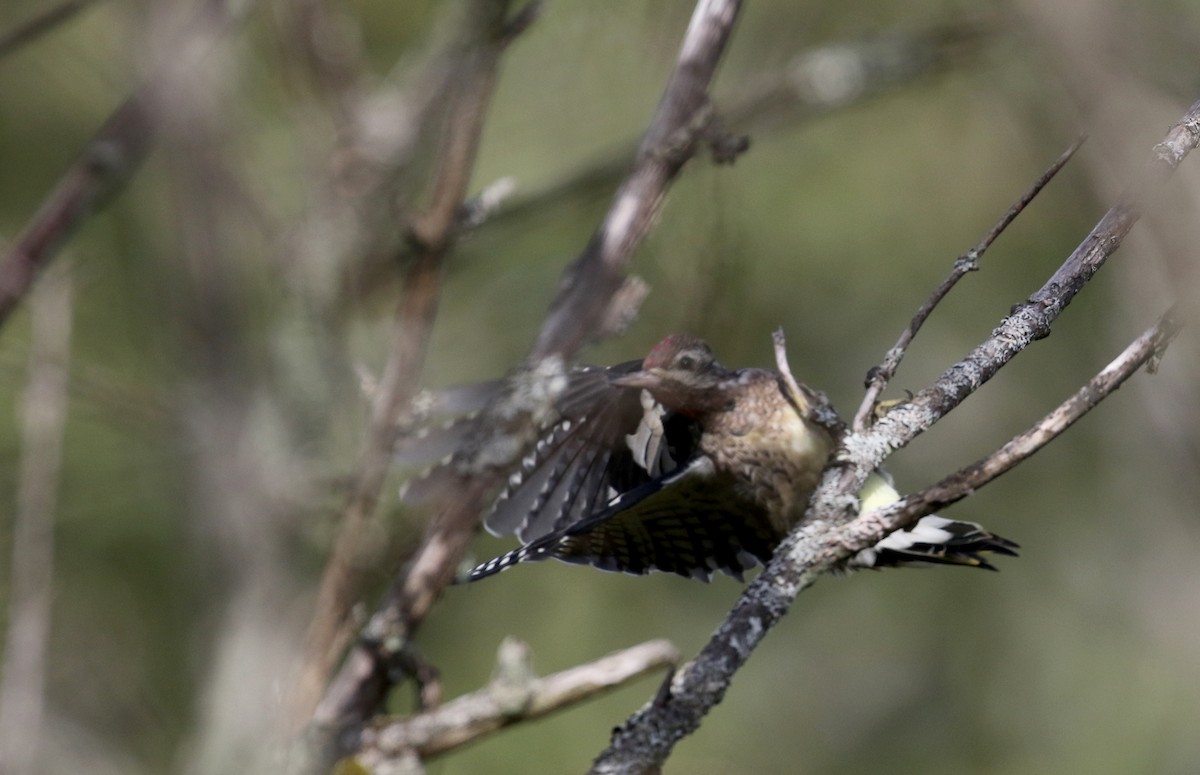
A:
294;0;526;725
852;135;1085;431
531;0;745;360
312;0;746;753
590;96;1200;775
355;639;678;768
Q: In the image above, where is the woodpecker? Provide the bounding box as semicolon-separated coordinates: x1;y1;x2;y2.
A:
405;334;1017;582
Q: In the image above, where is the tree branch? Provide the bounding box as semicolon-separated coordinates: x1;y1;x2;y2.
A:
354;639;679;768
0;0;253;331
311;0;746;755
862;307;1182;533
295;0;527;726
0;97;152;330
590;96;1200;775
487;21;986;238
0;0;104;61
0;265;73;775
531;0;745;360
852;134;1085;432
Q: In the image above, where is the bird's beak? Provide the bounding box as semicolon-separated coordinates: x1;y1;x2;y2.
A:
610;369;663;390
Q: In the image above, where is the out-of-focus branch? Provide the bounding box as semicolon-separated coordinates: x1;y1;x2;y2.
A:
590;96;1200;775
354;639;678;768
0;265;73;775
312;0;745;755
0;0;253;332
532;0;742;360
0;97;152;330
486;21;987;234
270;0;367;126
852;135;1085;432
295;0;530;729
0;0;104;61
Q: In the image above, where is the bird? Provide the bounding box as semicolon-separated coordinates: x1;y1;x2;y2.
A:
404;334;1018;582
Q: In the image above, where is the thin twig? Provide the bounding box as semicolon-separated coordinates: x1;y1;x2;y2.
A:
0;0;255;332
590;96;1200;775
312;0;746;752
0;266;73;775
0;97;153;329
852;135;1085;432
355;639;679;767
858;307;1182;535
296;0;524;728
531;0;745;360
477;22;988;238
0;0;104;61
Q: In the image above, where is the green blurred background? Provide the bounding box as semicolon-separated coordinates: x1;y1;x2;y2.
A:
2;0;1199;773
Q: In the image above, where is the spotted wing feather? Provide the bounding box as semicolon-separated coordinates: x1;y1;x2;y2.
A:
486;360;700;542
467;457;778;582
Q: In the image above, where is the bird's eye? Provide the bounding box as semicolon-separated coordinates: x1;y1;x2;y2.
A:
677;355;695;369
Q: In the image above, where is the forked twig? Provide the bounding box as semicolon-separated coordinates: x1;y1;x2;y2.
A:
857;307;1182;536
355;639;678;768
296;0;529;727
852;135;1085;432
590;96;1200;775
312;0;748;751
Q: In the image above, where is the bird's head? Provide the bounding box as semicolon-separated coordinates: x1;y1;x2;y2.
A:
610;334;733;414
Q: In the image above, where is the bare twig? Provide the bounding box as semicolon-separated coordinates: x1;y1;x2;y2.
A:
296;0;525;727
0;266;73;775
355;639;679;767
852;135;1085;432
0;97;152;329
590;97;1200;775
312;0;747;751
0;0;255;331
859;307;1182;534
487;22;987;235
0;0;104;61
531;0;745;360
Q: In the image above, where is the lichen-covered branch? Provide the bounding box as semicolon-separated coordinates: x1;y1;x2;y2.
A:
312;0;748;753
852;135;1085;432
354;639;678;768
590;96;1200;775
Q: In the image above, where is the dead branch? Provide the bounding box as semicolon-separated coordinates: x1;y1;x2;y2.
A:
852;135;1086;432
487;21;987;236
311;0;747;755
0;266;73;775
354;639;679;768
294;0;530;725
0;0;254;331
0;0;104;61
531;0;745;360
859;307;1182;534
589;96;1200;775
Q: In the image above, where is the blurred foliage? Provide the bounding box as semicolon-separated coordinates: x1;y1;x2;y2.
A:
2;0;1199;774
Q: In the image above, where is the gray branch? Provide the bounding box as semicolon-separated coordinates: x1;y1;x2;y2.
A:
355;639;678;768
590;96;1200;775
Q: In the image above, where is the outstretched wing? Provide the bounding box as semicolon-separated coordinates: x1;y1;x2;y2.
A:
484;361;700;542
467;457;780;582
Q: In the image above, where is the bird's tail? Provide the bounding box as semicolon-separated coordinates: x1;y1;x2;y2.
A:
848;471;1018;571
